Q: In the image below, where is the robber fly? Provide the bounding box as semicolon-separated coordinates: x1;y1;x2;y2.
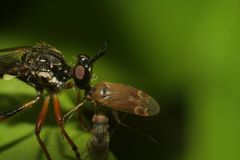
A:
0;41;108;160
87;113;110;160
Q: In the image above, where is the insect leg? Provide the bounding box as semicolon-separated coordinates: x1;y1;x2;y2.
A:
35;95;52;160
76;91;92;131
0;91;42;121
111;111;131;132
52;94;81;160
112;111;160;146
63;99;87;123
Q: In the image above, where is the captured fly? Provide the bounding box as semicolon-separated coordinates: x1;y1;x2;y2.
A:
88;113;110;160
65;81;160;118
64;80;160;144
88;81;160;116
0;42;108;160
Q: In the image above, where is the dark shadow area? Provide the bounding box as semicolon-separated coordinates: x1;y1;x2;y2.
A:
0;0;114;47
0;0;33;28
108;88;185;160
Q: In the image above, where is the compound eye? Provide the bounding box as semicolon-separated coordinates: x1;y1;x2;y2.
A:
99;86;108;97
74;65;85;80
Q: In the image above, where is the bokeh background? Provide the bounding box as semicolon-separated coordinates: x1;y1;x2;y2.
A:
0;0;239;160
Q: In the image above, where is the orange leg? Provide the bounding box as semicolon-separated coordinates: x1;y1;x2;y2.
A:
53;94;81;160
35;95;52;160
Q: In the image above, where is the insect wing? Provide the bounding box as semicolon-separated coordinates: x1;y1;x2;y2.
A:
90;82;160;116
0;46;30;77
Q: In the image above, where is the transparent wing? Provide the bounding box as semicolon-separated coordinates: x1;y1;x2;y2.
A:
0;46;31;77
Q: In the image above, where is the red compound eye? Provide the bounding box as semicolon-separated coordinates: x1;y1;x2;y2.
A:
74;65;85;80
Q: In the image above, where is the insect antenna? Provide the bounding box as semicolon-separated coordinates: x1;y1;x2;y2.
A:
89;40;109;64
112;111;160;146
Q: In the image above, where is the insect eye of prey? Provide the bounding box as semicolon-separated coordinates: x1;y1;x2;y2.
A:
99;86;108;97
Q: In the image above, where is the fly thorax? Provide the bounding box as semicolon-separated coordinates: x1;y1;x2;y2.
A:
24;50;71;91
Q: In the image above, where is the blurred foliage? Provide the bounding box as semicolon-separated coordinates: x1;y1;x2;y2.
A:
0;0;239;160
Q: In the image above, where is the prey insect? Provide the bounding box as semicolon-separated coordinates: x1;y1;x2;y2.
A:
65;81;160;119
87;113;110;160
64;81;160;145
0;41;108;160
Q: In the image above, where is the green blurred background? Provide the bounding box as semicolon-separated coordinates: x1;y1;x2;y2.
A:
0;0;239;160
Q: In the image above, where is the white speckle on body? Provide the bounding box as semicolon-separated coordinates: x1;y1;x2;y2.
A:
48;76;63;87
37;71;53;80
50;62;53;68
48;76;57;83
40;59;46;62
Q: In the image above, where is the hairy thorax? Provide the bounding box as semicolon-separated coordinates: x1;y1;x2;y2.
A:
18;43;72;93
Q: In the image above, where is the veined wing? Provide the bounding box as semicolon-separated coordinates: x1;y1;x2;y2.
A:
90;81;160;116
0;46;31;77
